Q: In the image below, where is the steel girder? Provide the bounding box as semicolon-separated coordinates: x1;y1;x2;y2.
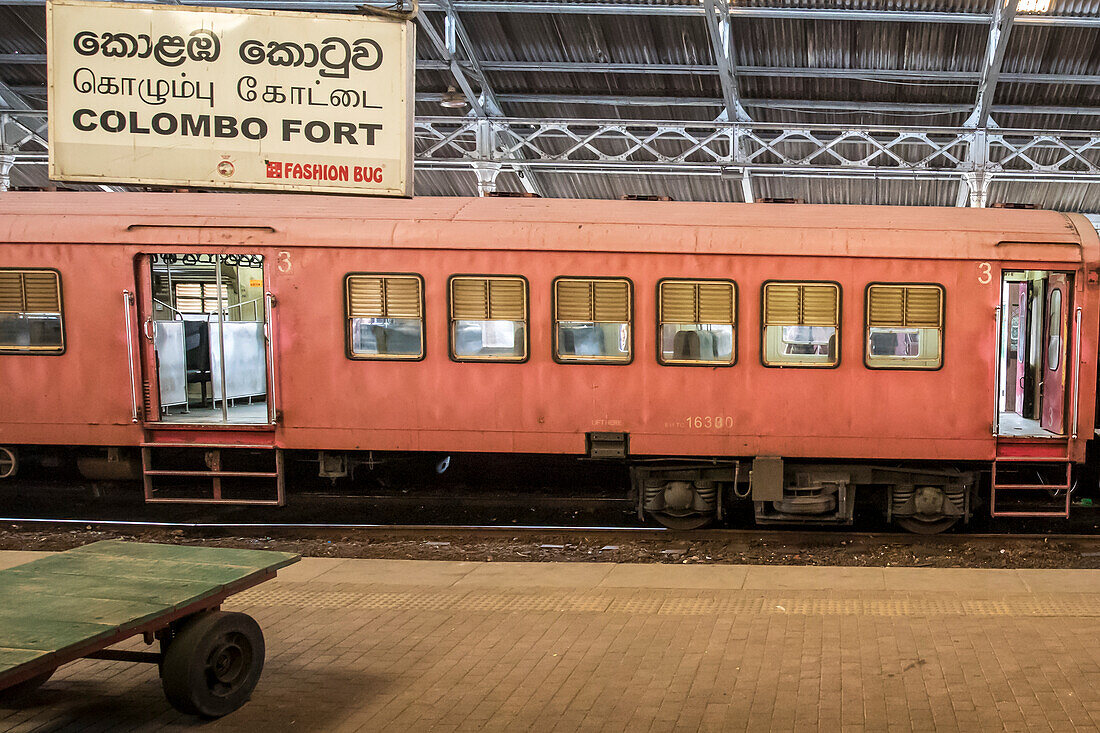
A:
0;111;46;158
415;0;544;195
2;0;1097;27
13;57;1100;87
413;117;1100;184
7;112;1100;190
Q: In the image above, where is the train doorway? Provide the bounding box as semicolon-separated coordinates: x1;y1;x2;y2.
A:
996;270;1072;438
137;253;274;426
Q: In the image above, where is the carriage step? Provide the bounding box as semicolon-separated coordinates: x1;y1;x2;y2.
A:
141;445;285;506
990;459;1070;518
992;455;1070;462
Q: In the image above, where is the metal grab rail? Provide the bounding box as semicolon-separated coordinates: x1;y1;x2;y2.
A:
122;290;139;423
152;296;264;321
1072;306;1082;440
227;297;264;318
992;304;1001;436
264;292;279;424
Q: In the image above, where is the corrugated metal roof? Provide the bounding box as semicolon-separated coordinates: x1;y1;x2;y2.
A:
4;0;1100;210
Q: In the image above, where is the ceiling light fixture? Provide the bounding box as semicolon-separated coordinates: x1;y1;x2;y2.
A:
1017;0;1051;12
440;86;468;109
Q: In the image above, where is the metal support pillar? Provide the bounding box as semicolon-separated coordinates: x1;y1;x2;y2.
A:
958;171;990;208
0;153;13;191
703;0;752;123
419;1;546;197
967;0;1020;129
957;0;1018;206
740;170;754;203
472;162;502;196
956;129;990;208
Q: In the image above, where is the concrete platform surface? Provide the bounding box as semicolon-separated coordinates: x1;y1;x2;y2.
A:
5;553;1100;731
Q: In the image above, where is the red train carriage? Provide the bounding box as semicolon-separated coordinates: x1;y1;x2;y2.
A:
0;193;1097;532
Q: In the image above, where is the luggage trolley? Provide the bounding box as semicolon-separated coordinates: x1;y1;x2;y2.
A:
0;540;299;718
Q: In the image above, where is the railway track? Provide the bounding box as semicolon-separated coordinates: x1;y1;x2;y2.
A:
2;516;1100;544
4;477;1100;552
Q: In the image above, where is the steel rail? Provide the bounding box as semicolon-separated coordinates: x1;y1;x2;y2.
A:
1;517;1099;542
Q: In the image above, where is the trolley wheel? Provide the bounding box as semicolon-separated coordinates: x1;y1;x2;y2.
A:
895;516;959;535
0;669;54;701
0;447;17;480
161;611;265;718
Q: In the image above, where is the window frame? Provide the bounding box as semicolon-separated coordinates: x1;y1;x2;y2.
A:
447;274;531;364
863;282;946;372
759;279;842;369
343;272;426;362
0;267;66;356
551;276;634;365
1047;287;1061;372
655;277;738;367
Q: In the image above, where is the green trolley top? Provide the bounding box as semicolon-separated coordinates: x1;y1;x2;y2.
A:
0;540;299;716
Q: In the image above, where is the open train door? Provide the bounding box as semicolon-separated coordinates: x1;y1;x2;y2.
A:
130;252;284;506
993;270;1074;518
1040;273;1070;434
134;252;275;427
996;271;1075;438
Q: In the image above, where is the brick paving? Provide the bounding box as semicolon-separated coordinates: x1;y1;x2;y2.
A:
5;556;1100;732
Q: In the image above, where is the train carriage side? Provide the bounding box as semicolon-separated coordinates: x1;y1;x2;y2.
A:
0;194;1097;532
265;210;1099;530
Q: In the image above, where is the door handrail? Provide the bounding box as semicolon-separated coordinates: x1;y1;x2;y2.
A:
993;304;1001;437
123;290;140;423
265;292;279;424
1072;306;1082;440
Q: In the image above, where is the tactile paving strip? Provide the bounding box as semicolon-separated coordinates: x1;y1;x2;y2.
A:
227;584;1100;618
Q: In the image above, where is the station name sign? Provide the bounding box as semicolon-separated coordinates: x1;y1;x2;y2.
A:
46;0;414;196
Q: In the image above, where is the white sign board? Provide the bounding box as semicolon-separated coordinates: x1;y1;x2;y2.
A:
47;0;414;196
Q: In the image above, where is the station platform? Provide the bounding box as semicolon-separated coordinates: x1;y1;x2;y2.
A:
4;551;1100;731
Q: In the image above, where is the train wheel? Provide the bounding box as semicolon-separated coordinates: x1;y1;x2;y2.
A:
646;510;714;530
895;516;959;535
0;447;17;479
162;611;265;718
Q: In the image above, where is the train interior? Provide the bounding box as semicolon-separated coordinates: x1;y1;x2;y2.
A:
148;254;269;425
996;270;1071;438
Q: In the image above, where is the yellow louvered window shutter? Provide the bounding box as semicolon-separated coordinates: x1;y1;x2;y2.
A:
554;278;632;362
865;284;944;369
450;276;528;361
173;283;229;315
658;280;736;365
0;269;64;353
345;274;424;359
174;283;205;314
762;282;840;367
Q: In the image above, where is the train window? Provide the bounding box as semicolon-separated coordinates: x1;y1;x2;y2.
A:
0;269;64;354
553;277;632;363
345;274;424;360
1048;288;1061;371
449;276;528;361
865;284;943;370
762;281;840;367
657;279;735;365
